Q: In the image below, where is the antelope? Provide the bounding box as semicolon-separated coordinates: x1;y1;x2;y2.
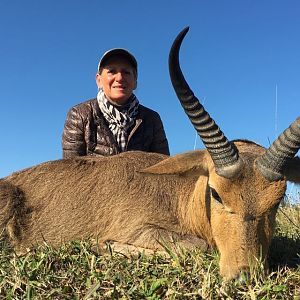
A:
0;27;299;280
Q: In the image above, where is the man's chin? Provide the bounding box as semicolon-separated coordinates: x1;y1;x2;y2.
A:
108;95;129;105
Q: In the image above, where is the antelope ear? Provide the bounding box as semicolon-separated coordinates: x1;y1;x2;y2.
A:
284;157;300;183
140;150;209;176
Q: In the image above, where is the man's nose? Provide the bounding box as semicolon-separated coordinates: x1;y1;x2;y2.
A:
115;72;124;81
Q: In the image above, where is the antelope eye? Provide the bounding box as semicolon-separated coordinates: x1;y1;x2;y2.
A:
210;187;222;204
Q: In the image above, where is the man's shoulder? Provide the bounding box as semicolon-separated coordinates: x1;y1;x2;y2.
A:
68;98;99;115
72;98;97;110
139;104;160;118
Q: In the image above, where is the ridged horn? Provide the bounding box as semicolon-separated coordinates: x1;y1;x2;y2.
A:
255;116;300;181
169;27;243;179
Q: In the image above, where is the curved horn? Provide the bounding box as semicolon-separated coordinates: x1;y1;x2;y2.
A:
169;27;243;179
255;117;300;181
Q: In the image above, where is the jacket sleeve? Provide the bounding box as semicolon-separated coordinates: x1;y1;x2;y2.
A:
150;113;170;155
62;106;87;158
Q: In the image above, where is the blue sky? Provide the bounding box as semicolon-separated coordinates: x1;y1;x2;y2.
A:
1;1;300;188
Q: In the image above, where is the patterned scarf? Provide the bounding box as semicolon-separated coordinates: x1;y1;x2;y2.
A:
97;89;139;152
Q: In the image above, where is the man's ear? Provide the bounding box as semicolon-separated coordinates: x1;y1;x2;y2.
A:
95;73;103;89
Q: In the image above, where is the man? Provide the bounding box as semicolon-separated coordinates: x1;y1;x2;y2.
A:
62;48;169;158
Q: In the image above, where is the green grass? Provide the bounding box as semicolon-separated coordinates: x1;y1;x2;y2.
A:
0;203;299;299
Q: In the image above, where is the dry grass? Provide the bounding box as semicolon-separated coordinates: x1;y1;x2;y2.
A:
0;199;299;299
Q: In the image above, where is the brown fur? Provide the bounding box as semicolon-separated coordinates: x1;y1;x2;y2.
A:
0;141;298;280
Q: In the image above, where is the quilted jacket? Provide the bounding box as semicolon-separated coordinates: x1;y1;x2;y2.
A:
62;98;170;158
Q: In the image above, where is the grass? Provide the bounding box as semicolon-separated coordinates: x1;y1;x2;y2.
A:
0;200;299;299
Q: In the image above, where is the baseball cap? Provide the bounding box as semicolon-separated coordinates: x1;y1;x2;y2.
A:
97;48;138;73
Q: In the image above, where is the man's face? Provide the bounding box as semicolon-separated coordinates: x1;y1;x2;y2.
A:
96;56;137;105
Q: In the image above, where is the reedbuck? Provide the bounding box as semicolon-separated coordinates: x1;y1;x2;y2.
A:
1;27;300;280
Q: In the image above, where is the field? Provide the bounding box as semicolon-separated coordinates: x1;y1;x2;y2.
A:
0;199;299;299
